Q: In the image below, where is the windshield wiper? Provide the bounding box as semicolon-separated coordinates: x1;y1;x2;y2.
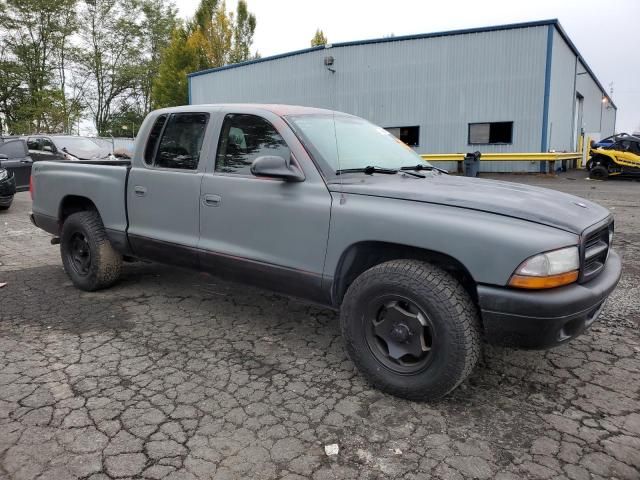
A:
400;164;449;174
336;165;427;178
336;166;398;175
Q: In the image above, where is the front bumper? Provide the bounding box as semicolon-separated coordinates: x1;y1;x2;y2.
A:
0;194;13;207
478;250;622;349
0;174;16;197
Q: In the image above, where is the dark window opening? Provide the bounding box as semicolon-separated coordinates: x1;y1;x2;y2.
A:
215;114;290;175
385;126;420;147
144;114;167;165
468;122;513;144
152;113;208;170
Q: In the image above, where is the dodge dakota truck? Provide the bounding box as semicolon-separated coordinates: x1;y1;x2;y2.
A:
30;104;622;400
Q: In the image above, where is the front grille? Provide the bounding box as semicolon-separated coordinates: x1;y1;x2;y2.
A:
581;221;612;282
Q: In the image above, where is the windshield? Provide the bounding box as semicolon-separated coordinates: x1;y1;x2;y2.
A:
56;137;104;153
287;114;431;175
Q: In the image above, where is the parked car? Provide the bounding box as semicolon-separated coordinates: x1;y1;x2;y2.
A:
0;167;16;210
24;135;113;162
588;135;640;179
30;105;622;400
0;138;32;191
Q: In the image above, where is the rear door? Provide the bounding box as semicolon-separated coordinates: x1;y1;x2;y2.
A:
126;111;212;268
0;140;32;190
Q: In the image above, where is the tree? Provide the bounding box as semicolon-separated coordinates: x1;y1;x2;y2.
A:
76;0;143;136
0;0;78;133
137;0;178;115
151;0;257;109
311;29;327;47
150;26;198;108
229;0;256;64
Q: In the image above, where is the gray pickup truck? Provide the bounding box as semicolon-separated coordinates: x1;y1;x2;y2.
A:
30;104;622;400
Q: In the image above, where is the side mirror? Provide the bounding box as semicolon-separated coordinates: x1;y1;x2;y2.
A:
250;155;305;182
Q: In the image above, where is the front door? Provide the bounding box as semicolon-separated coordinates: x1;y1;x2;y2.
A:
27;137;60;162
127;112;211;268
198;111;332;303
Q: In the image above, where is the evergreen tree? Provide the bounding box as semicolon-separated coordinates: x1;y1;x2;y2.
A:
311;29;328;47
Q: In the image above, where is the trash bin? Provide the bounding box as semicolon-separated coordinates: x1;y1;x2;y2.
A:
464;151;481;177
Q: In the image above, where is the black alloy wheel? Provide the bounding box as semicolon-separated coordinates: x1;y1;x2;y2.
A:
365;296;435;374
68;232;92;276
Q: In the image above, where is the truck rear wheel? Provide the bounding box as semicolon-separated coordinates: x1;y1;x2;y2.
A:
340;259;481;401
60;211;122;291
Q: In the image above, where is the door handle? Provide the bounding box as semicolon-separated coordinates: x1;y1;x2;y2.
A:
203;194;221;207
134;185;147;197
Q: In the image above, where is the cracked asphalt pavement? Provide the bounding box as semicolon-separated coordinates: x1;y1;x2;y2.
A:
1;172;639;480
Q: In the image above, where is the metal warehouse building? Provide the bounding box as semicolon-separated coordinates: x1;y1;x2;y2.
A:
188;19;616;172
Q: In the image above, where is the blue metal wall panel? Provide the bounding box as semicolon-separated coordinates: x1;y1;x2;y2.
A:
190;26;550;172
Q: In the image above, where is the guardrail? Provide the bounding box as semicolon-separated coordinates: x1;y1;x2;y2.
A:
420;152;583;174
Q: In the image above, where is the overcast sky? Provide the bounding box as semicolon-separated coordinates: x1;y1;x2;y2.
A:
177;0;639;133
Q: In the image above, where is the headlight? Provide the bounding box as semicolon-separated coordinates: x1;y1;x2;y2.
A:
509;246;579;289
0;169;7;181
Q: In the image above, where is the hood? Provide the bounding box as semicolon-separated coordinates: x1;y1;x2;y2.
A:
331;173;611;234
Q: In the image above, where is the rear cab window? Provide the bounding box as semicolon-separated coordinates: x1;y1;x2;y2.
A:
144;113;209;170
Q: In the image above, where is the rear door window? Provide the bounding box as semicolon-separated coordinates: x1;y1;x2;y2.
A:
152;113;208;170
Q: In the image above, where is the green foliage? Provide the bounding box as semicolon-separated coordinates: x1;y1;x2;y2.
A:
137;0;178;114
0;0;255;133
230;0;257;64
76;0;144;136
0;0;79;133
311;29;328;47
151;27;199;109
151;0;257;109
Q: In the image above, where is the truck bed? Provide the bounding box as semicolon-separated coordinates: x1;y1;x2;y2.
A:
31;160;131;237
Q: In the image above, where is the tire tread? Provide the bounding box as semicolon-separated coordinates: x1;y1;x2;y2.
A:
341;259;481;401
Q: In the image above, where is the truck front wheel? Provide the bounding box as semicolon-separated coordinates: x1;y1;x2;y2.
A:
60;211;122;291
341;260;481;401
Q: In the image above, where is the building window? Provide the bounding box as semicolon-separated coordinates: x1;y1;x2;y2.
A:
385;126;419;147
468;122;513;144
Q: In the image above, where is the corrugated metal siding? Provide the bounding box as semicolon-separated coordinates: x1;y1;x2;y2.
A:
191;26;549;172
600;104;616;136
576;60;615;140
548;28;577;152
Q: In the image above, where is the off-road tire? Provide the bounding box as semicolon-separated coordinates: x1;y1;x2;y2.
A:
341;259;481;401
60;211;122;291
589;165;609;180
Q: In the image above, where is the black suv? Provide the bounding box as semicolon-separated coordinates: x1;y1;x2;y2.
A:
0;139;32;210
